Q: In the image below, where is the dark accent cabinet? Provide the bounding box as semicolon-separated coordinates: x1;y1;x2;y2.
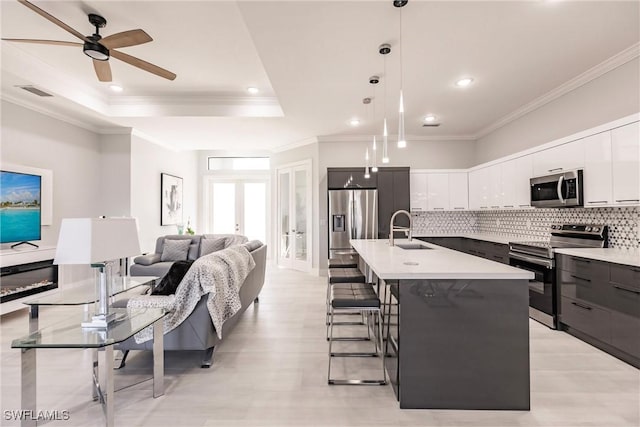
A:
377;167;410;239
327;167;376;189
557;255;640;367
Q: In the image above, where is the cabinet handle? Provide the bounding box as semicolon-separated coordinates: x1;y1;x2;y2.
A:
571;274;591;283
504;205;514;208
587;201;608;204
548;168;563;172
571;301;592;311
491;205;499;208
518;204;531;207
433;208;445;210
615;199;640;202
480;206;488;209
571;257;590;264
613;285;640;295
631;268;640;273
477;251;486;256
412;208;423;211
453;207;465;209
493;255;503;259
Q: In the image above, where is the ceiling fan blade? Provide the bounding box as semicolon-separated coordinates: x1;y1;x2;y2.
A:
93;59;112;82
18;0;89;42
100;29;152;49
111;49;176;81
2;38;82;47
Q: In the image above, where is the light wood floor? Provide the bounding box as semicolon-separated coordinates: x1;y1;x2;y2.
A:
1;266;638;427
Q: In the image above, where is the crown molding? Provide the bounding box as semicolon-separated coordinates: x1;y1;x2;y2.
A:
316;134;476;143
1;94;102;134
271;136;319;153
97;127;133;135
475;42;640;139
131;128;183;152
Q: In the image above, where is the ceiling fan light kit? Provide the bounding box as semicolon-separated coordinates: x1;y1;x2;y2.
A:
5;0;176;82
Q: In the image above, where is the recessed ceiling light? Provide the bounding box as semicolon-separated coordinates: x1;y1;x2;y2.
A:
350;119;360;126
455;77;474;88
424;115;437;123
109;84;123;93
247;87;259;94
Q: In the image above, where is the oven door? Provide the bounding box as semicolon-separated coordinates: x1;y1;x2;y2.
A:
509;252;557;329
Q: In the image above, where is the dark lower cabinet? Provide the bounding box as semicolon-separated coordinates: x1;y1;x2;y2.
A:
557;254;640;367
417;237;509;264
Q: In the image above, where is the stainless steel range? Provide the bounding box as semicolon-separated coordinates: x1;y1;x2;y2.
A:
509;224;608;329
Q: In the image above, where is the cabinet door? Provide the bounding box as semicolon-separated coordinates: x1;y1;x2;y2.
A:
426;173;449;211
513;155;534;209
611;122;640;206
532;139;585;177
469;167;490;210
488;164;502;209
583;132;613;207
449;172;469;210
409;173;428;212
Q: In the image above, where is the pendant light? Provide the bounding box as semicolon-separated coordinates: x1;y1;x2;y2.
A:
379;43;391;164
363;97;372;179
369;75;380;172
395;0;408;148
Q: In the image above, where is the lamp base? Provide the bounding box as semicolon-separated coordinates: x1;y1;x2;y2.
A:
81;312;117;329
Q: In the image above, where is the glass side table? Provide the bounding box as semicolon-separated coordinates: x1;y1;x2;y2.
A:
23;276;158;333
11;307;166;427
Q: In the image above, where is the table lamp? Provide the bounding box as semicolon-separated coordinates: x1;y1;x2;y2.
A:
54;217;141;328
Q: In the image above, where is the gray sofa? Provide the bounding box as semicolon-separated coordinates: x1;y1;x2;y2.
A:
130;234;248;279
116;242;267;368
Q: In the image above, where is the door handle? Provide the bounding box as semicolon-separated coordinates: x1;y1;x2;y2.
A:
557;175;565;204
571;301;592;311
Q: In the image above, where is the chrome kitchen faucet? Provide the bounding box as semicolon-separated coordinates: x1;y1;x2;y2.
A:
389;210;412;246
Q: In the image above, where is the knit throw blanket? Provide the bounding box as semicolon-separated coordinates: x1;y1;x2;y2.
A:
128;245;256;343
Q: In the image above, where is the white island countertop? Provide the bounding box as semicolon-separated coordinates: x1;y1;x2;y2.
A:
350;239;534;280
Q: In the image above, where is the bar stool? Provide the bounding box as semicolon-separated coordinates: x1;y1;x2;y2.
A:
326;267;366;328
327;283;386;385
328;257;358;269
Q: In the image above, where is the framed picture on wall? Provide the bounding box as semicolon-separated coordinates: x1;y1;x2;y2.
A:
161;173;183;226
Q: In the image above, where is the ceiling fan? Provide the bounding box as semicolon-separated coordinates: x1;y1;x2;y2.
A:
2;0;176;82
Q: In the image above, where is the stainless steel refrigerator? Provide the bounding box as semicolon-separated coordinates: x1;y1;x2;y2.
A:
328;189;377;258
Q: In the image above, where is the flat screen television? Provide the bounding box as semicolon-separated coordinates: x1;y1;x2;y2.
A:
0;170;42;246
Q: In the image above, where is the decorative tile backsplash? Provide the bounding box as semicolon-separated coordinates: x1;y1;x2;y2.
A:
413;207;640;250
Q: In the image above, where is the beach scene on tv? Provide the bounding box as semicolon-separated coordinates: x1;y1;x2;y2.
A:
0;171;42;244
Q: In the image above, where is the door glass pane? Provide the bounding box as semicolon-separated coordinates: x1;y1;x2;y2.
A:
212;183;236;234
294;169;307;261
244;183;266;243
279;172;290;260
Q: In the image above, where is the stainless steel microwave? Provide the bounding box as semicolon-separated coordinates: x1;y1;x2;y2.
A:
530;169;583;208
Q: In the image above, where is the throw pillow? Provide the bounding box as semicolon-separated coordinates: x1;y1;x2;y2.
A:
160;239;191;262
200;237;227;257
151;260;194;296
243;240;263;252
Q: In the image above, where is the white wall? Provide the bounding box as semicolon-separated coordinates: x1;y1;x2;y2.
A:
98;133;132;217
476;58;640;163
0;100;102;247
130;134;199;253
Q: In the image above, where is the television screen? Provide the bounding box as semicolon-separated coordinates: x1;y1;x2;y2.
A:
0;170;42;244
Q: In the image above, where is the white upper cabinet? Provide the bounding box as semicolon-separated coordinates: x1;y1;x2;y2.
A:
427;173;450;211
583;132;613;207
488;164;502;209
532;138;585;177
469;167;490;210
500;155;533;209
449;173;469;210
410;172;428;211
611;122;640;205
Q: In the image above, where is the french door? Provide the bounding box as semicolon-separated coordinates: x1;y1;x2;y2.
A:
277;160;312;271
205;177;268;244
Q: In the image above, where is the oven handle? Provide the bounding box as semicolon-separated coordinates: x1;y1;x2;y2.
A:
509;252;554;269
557;175;565;204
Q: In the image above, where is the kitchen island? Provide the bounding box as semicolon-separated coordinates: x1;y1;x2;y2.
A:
350;238;534;410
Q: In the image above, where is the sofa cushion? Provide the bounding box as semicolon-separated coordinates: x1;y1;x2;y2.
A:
130;261;175;279
161;239;191;262
134;253;161;266
203;234;248;248
152;260;194;296
200;237;227;257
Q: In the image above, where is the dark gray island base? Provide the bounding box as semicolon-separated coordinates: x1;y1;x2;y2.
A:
384;278;530;410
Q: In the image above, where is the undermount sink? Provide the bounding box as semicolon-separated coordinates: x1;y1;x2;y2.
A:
395;243;432;250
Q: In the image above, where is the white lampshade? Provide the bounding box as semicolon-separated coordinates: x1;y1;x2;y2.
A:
54;217;141;265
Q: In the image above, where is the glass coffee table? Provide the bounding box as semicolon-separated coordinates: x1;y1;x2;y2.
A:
11;307;166;427
23;276;157;333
